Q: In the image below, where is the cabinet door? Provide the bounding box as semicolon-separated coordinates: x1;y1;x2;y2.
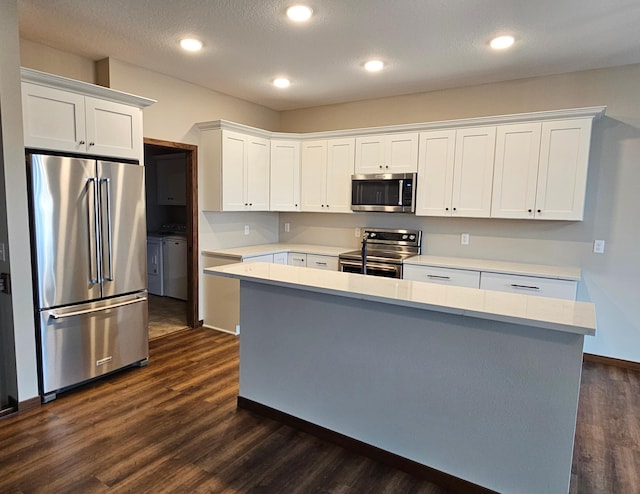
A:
491;123;541;219
273;252;288;265
325;138;355;213
415;130;456;216
535;119;591;221
386;133;419;172
451;127;496;217
85;97;143;160
301;140;328;212
221;130;247;211
270;140;301;211
22;82;86;154
354;135;386;173
156;154;187;206
246;135;270;211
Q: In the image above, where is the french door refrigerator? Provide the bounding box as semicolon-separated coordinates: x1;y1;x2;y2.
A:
27;153;148;402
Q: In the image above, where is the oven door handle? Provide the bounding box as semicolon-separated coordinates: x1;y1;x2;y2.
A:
339;259;401;273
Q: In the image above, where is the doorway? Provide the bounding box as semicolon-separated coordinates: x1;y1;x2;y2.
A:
143;138;199;339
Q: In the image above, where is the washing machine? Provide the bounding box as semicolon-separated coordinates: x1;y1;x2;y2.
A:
147;234;164;296
162;235;188;300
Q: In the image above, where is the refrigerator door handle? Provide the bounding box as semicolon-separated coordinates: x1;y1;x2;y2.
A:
87;177;100;284
49;296;148;320
100;177;114;282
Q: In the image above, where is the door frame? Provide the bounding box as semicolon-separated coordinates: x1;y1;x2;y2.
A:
144;138;200;329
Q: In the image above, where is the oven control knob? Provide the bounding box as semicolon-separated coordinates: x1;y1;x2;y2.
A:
409;235;415;240
402;234;408;239
370;232;376;237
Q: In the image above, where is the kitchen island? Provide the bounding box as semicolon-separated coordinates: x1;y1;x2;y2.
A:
205;262;596;493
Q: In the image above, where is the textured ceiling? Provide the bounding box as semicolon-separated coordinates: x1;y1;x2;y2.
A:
17;0;640;111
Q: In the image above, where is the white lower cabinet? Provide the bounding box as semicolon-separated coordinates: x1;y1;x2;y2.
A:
306;254;339;271
288;253;307;267
479;272;577;300
404;264;577;300
403;265;480;288
273;252;288;265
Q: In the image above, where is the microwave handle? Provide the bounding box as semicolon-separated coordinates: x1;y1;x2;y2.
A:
398;179;403;206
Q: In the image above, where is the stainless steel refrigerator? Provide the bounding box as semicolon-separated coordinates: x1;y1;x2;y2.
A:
27;153;148;402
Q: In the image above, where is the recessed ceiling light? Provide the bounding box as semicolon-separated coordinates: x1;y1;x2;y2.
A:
273;78;291;88
364;60;385;72
286;5;313;22
490;35;515;50
180;38;203;52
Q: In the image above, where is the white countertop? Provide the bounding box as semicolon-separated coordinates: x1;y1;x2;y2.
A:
201;243;349;260
404;255;581;281
205;262;596;336
201;244;581;281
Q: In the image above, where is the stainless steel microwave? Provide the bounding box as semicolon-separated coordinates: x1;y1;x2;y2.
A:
351;173;416;213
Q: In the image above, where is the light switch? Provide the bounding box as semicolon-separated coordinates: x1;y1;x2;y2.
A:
461;233;470;245
284;223;290;233
355;228;361;237
244;225;250;235
593;239;605;254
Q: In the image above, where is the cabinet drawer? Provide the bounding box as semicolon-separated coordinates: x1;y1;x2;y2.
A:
403;265;480;288
479;272;577;300
243;254;274;263
288;253;307;267
306;254;338;271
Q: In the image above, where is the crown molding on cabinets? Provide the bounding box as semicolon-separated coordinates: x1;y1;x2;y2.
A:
196;106;606;141
20;67;156;108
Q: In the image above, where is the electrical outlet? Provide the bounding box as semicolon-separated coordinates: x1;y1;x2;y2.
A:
461;233;470;245
0;242;5;262
355;227;361;237
593;239;605;254
284;223;290;233
244;225;250;235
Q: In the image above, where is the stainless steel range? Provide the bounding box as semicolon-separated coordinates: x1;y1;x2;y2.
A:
338;228;422;278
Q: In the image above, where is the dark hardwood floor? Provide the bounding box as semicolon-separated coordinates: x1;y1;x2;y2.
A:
0;328;638;493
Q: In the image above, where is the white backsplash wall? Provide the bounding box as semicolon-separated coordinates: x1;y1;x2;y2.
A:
278;212;594;268
200;211;279;250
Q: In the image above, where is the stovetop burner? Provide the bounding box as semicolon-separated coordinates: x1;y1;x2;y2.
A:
339;228;422;263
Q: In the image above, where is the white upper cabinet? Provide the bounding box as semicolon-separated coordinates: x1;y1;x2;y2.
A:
535;119;592;220
415;130;456;216
301;138;354;213
245;134;271;211
270;140;301;211
200;129;270;211
22;81;144;161
355;133;418;173
452;127;496;217
325;138;356;212
491;123;542;219
156;153;187;206
416;127;496;217
491;119;592;220
300;140;327;211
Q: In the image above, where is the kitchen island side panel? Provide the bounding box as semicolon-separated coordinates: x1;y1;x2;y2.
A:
238;280;584;494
